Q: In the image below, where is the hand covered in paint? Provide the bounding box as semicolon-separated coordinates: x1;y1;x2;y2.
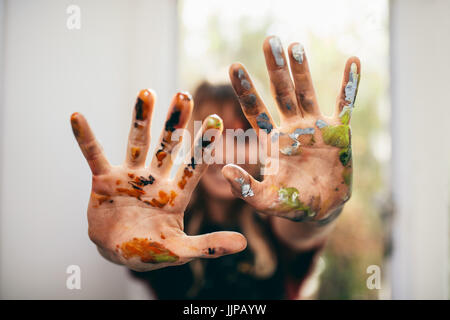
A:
71;90;246;271
224;36;360;224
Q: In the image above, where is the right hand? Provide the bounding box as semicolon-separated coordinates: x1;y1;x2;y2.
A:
70;89;247;271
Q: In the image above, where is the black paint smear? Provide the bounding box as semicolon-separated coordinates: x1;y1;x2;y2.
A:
165;109;181;132
241;94;256;107
128;175;155;190
135;98;144;120
208;248;215;255
339;146;352;166
187;157;196;170
256;113;273;133
128;183;143;191
202;136;215;148
139;175;155;186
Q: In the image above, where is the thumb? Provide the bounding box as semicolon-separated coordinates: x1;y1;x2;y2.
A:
222;164;261;206
181;231;247;259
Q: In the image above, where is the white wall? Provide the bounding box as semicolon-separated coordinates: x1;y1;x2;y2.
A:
390;0;450;299
0;0;178;299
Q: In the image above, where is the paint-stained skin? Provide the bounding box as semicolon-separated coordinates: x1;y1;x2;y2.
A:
339;146;352;167
256;113;273;133
119;238;179;263
155;92;192;167
230;67;260;116
177;115;222;190
315;119;328;128
280;127;315;156
112;174;175;207
338;63;359;126
344;63;359;108
314;64;358;175
91;192;110;207
155;149;167;167
129;175;155;190
178;167;193;190
277;187;314;218
342;167;352;188
292;43;304;64
116;187;146;199
241;94;258;115
131;147;140;160
235;177;254;198
70;113;82;138
134;89;152;121
134;98;145;120
238;68;251;90
187;157;196;170
144;190;177;208
165;109;181;132
269;36;285;67
311;63;357;187
205;114;222;130
320;124;350;148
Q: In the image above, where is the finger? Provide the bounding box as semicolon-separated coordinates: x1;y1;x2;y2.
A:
229;63;277;135
335;57;361;125
262;36;300;120
175;114;223;192
70;112;110;175
150;92;193;177
221;164;262;207
180;231;247;259
125;89;155;168
288;42;320;116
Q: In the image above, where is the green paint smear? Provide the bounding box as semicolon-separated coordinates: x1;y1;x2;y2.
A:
339;146;352;167
342;167;352;187
340;109;351;125
278;187;312;214
152;253;178;263
319;122;353;167
321;125;350;148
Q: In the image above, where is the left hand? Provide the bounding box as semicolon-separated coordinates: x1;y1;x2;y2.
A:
223;36;360;223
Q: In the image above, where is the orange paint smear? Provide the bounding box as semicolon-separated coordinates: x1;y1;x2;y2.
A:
178;167;193;189
91;192;110;207
131;147;140;160
144;190;177;208
128;173;135;178
70;113;82;139
120;238;178;263
116;180;121;185
116;187;146;199
156;150;167;167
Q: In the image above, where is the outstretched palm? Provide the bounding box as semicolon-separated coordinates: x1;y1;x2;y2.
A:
223;36;360;222
71;90;246;271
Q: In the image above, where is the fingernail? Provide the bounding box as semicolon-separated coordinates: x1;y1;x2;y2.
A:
269;36;285;67
135;90;153;121
205;114;223;130
70;113;82;138
292;43;304;64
